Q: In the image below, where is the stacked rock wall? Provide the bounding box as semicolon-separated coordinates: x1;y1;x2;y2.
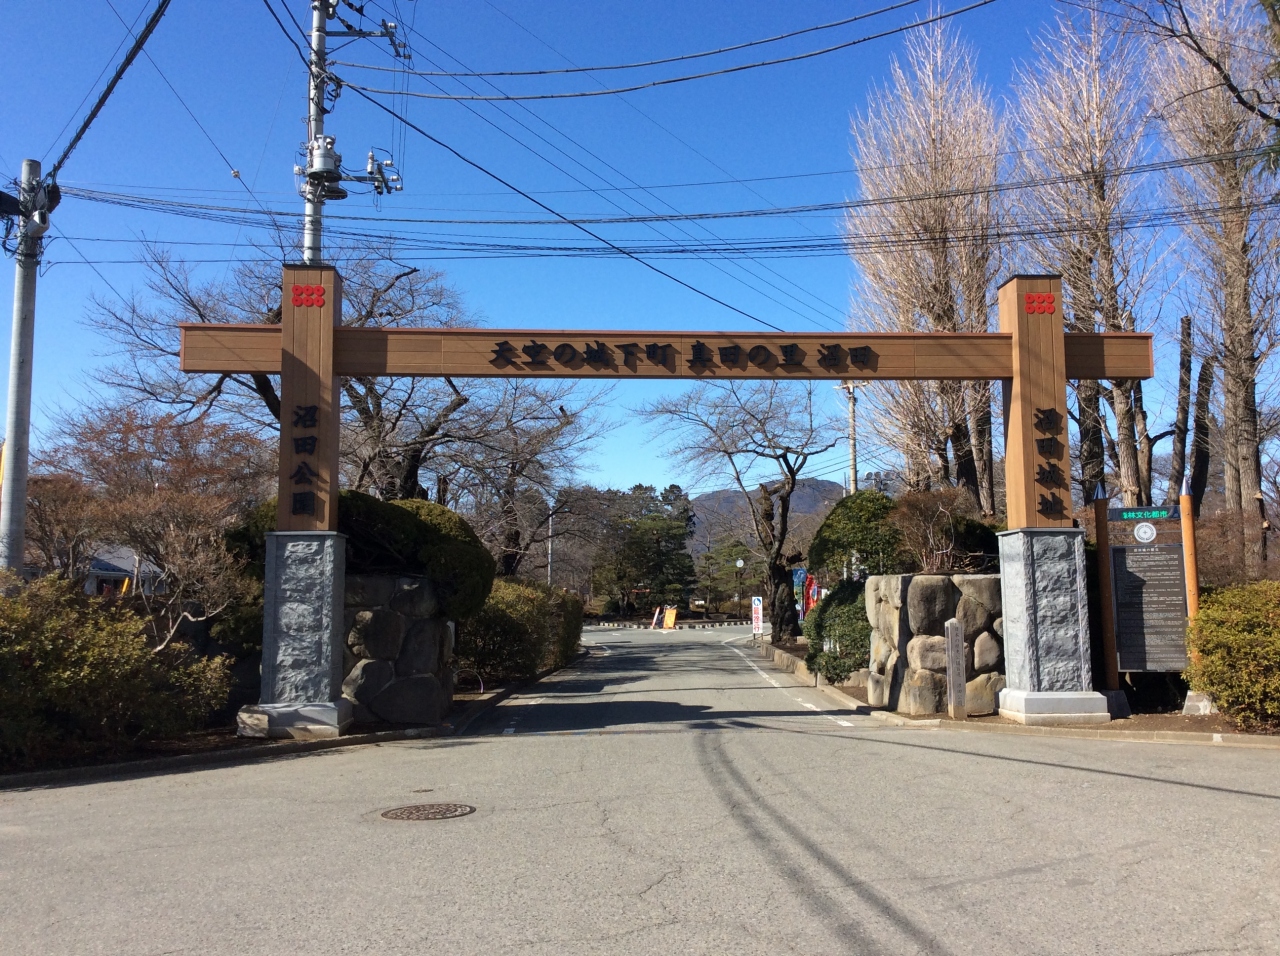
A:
865;573;1005;716
339;574;456;725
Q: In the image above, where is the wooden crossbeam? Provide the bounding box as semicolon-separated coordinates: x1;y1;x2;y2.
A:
182;268;1154;534
180;324;1153;381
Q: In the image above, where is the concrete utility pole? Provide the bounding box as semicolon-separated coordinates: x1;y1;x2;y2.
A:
302;1;334;264
298;2;405;265
0;160;51;572
836;381;860;494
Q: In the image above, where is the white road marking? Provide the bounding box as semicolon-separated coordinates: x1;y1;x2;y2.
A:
724;635;857;727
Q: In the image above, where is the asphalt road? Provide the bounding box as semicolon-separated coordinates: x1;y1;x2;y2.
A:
2;625;1278;955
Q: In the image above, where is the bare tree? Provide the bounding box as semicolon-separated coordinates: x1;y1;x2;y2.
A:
641;381;839;642
1148;0;1280;574
430;379;605;577
1012;4;1159;506
90;244;477;496
845;19;1002;515
38;410;272;648
24;474;101;580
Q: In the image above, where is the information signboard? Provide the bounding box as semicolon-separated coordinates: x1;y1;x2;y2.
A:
751;596;764;635
1108;506;1179;522
1111;544;1189;672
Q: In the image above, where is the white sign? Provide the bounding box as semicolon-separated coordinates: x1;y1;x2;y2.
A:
751;596;764;635
1134;522;1158;544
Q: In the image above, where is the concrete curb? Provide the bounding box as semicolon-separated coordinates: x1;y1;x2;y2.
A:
0;649;593;791
589;621;747;630
756;640;1280;750
449;648;590;737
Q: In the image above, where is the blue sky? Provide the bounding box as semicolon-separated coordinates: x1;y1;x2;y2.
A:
1;1;1113;496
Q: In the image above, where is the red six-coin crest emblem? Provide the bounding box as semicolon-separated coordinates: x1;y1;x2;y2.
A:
290;284;327;308
1023;292;1055;315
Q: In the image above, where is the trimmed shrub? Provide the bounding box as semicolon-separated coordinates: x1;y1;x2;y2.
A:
457;579;546;682
803;579;872;685
808;490;906;574
387;499;496;620
456;580;584;683
547;588;584;670
227;492;496;620
0;576;231;770
1186;580;1280;731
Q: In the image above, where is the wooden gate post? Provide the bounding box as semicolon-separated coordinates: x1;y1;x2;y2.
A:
277;264;342;531
1093;498;1120;691
238;264;350;740
996;275;1109;725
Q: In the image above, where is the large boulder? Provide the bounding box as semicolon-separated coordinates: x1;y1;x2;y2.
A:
347;609;406;660
390;577;439;619
901;669;946;716
965;672;1006;716
955;594;994;641
871;630;896;669
973;631;1002;673
342;658;395;704
907;575;958;636
345;574;394;608
369;673;446;724
396;618;447;677
952;574;1002;614
906;635;948;673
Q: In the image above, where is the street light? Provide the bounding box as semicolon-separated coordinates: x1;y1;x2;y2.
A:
735;558;745;620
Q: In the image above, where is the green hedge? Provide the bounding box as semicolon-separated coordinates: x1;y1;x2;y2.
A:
456;579;583;683
803;579;872;685
0;576;231;770
1186;580;1280;731
227;491;496;620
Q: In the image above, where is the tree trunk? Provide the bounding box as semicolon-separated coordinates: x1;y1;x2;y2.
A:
1189;352;1215;519
1076;379;1106;503
1105;382;1143;506
968;383;996;516
1238;366;1266;576
1133;380;1154;506
1164;315;1194;505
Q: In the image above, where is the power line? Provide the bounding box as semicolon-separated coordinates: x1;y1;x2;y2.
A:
101;0;287;240
48;0;173;180
368;1;923;77
42;0;149;165
259;0;310;67
387;2;847;328
346;86;787;331
61;143;1280;230
336;0;1000;101
379;17;842;330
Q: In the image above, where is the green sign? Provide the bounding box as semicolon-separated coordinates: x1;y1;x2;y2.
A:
1108;506;1178;521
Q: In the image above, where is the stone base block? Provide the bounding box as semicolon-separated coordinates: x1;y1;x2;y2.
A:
1182;691;1218;715
237;700;353;739
998;689;1111;726
1103;689;1132;719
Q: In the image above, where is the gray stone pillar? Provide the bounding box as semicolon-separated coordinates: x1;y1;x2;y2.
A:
996;528;1109;725
237;531;352;738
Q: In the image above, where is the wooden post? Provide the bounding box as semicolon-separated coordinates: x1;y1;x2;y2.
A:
277;264;342;531
1179;493;1200;621
945;617;966;720
999;275;1073;530
1093;498;1120;691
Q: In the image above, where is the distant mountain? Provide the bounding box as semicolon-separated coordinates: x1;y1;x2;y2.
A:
688;478;845;553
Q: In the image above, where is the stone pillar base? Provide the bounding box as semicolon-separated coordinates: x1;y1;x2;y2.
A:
1182;691;1218;715
999;689;1110;726
237;700;353;739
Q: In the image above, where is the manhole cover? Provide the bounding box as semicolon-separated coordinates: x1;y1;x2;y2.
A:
381;803;476;821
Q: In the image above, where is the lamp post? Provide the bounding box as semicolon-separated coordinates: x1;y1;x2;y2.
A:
735;558;745;620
